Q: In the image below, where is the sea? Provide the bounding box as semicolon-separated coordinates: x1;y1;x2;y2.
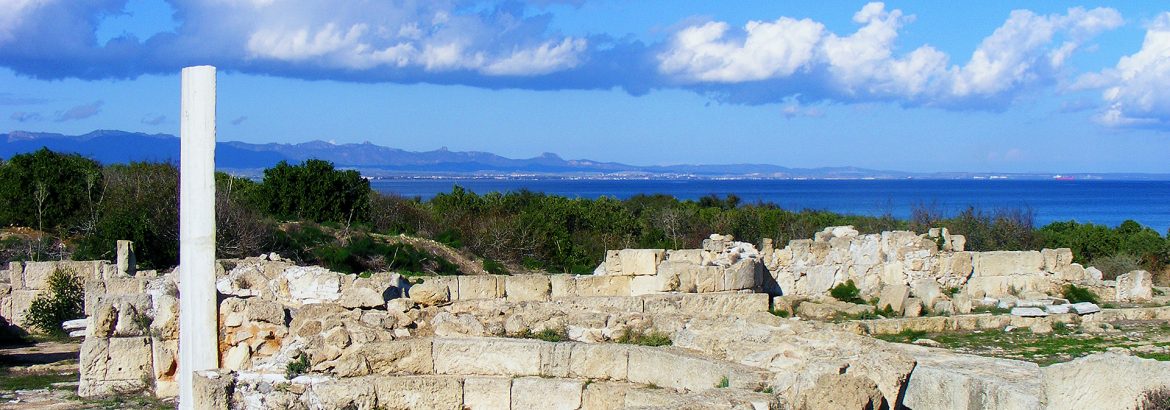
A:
370;178;1170;233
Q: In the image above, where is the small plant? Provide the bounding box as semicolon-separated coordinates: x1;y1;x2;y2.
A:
533;327;566;343
769;308;790;318
877;304;896;318
715;376;729;388
1061;284;1099;304
617;328;672;347
762;386;774;394
1137;386;1170;410
286;352;310;379
24;268;84;336
482;258;509;275
1052;322;1070;334
945;286;962;296
829;280;864;304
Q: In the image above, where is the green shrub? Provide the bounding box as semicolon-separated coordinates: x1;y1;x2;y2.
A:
1061;284;1099;304
829;280;863;304
286;352;310;379
24;268;84;336
482;258;509;275
534;327;566;342
434;229;463;249
716;376;729;388
769;308;790;318
1138;386;1170;410
617;328;672;347
1090;253;1143;281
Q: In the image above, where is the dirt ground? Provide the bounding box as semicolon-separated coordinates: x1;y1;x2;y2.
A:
0;340;170;409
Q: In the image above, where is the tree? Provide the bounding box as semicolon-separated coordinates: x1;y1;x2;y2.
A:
0;148;102;231
73;162;179;268
260;160;371;225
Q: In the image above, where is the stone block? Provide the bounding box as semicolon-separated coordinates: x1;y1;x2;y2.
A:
511;377;583;410
339;286;386;308
1045;304;1071;314
458;275;504;300
372;375;464;410
666;249;704;264
611;249;664;276
581;382;628;409
409;277;455;306
878;284;910;314
550;274;577;298
505;274;551;302
903;298;923;317
1116;270;1153;302
1070;302;1101;315
80;337;153;384
910;279;943;308
573;275;631;297
20;262;57;290
643;293;769;318
6;290;38;326
360;339;435;374
464;376;511;410
1011;307;1048;317
7;262;23;289
306;377;378;409
627;347;765;392
281;265;342;304
629;275;664;296
722;259;761;291
192;370;234;410
971;251;1044;277
569;343;629;380
433;338;543;376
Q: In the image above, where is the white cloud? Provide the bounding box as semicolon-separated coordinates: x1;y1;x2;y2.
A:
658;17;824;82
1077;12;1170;128
658;2;1122;107
483;38;588;76
0;0;52;43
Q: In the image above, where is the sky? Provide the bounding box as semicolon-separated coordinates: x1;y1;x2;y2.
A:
1;1;1169;173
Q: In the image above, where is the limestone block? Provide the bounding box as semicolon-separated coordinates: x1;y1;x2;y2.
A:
796;300;875;320
1070;302;1101;315
511;377;584;410
409;277;454;306
458;275;504;300
911;279;943;308
569;343;629;380
464;376;512;410
281;265;342;304
878;284;911;314
798;373;885;410
1086;266;1104;281
307;377;378;409
1116;270;1153;302
1044;352;1170;410
505;274;551;302
949;235;966;252
1011;307;1048;317
1058;263;1087;282
6;290;37;326
339;286;386;308
550;274;577;298
151;337;178;382
21;262;57;290
573;275;631;297
433;311;487;337
80;337;153;386
629;275;664;296
433;338;543;376
627;347;766;392
723;259;761;291
7;262;23;289
542;342;573;378
1041;248;1074;273
372;375;463;410
643;293;769;318
581;381;628;409
612;249;664;276
192;370;234;410
103;276;146;295
903;298;923;317
1045;304;1070;314
901;348;1044;410
667;249;704;264
972;251;1044;277
933;300;956;316
223;344;252;370
792;266;839;295
952;294;973;314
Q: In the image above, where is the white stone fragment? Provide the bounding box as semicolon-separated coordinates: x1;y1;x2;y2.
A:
1070;302;1101;315
1011;307;1048;317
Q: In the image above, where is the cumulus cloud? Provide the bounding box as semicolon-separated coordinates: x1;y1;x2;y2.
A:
10;111;42;122
658;3;1122;108
0;1;1130;113
55;100;103;122
1076;13;1170;128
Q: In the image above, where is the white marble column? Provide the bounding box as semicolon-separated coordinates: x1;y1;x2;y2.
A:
178;65;218;409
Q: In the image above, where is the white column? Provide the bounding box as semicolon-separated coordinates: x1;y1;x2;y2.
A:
178;65;218;409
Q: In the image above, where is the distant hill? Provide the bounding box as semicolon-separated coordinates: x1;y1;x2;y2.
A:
0;130;909;178
2;130;1167;180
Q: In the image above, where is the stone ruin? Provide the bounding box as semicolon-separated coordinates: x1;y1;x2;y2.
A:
9;228;1168;409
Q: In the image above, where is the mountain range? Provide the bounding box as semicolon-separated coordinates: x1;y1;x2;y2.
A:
2;130;1166;180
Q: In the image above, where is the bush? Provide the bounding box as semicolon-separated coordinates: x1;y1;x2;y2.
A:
829;280;863;304
286;352;310;379
0;148;102;230
482;258;509;275
533;327;566;342
261;159;371;224
617;328;672;347
24;268;83;336
1090;253;1143;280
1138;386;1170;410
1061;284;1099;304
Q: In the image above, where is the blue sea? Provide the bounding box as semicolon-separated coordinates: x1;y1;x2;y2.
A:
371;179;1170;233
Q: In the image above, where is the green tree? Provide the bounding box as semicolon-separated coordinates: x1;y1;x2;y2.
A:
73;162;179;269
260;160;371;224
0;148;102;230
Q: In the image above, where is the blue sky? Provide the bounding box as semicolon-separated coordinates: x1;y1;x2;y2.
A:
1;1;1169;173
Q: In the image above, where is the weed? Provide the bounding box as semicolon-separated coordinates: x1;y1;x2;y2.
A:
715;376;730;388
1138;386;1170;410
829;280;864;304
482;258;510;275
1062;284;1100;304
768;308;790;318
874;329;928;344
617;328;672;347
762;386;774;394
0;370;76;391
24;268;84;336
533;327;566;343
286;352;310;379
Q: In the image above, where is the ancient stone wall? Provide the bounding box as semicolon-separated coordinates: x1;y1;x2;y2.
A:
0;260;113;327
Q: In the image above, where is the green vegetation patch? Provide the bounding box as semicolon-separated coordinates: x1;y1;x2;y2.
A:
24;268;83;336
0;370;76;391
829;280;864;304
617;328;672;347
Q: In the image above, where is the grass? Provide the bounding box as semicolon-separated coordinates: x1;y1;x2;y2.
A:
1062;284;1100;304
286;352;310;379
768;308;790;318
971;306;1012;315
509;327;568;342
617;328;672;347
874;321;1170;366
0;370;76;391
84;394;173;409
715;376;729;388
